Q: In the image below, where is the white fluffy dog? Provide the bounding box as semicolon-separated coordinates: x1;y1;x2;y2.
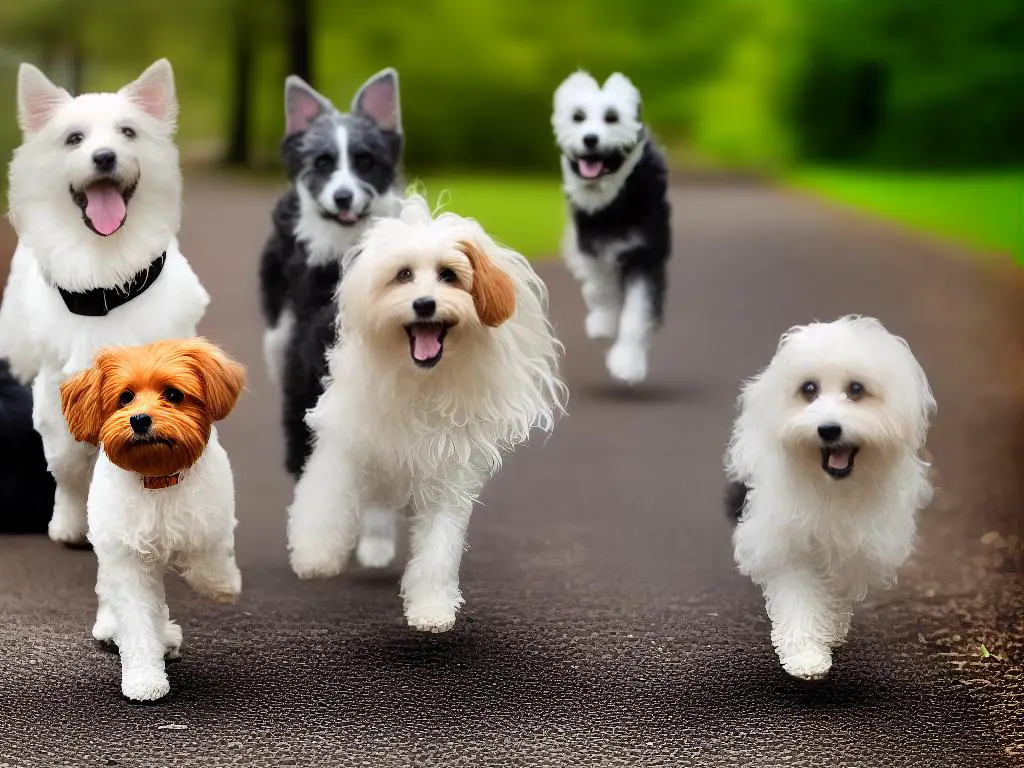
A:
60;339;246;701
287;196;566;633
0;59;208;544
726;316;936;680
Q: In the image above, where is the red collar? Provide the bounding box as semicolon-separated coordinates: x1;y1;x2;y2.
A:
142;473;181;490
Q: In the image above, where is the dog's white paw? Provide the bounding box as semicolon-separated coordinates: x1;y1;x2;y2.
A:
164;620;183;659
48;496;88;545
92;605;117;645
121;668;170;701
356;535;396;569
780;646;833;680
606;342;648;385
290;547;347;580
585;310;619;340
405;598;459;634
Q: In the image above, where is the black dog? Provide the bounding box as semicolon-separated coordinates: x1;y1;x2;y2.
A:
0;359;55;533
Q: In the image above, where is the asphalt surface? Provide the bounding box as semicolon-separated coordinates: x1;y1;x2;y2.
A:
0;177;1021;767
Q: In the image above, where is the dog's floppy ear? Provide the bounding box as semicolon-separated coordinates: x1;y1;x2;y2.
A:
352;68;401;133
60;361;106;446
457;239;516;328
285;76;332;136
120;59;178;126
183;339;247;422
17;63;72;135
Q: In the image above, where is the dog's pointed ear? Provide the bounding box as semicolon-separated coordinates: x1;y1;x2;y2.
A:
457;239;516;328
120;59;178;126
184;339;247;422
352;68;401;133
284;76;332;136
17;63;72;136
60;362;105;446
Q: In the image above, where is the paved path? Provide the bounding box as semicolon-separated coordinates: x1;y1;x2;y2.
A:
0;177;1021;767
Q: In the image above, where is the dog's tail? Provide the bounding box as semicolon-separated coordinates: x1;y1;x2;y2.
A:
725;480;748;524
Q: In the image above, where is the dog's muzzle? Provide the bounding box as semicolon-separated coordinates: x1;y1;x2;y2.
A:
70;172;138;237
818;423;858;479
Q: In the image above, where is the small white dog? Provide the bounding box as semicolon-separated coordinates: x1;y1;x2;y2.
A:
0;59;209;544
60;339;246;701
725;316;936;680
287;196;566;633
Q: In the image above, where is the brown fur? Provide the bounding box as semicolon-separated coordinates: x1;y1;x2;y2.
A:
457;239;516;327
60;338;246;477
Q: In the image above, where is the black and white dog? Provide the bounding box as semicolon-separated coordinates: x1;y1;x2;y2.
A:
552;71;671;385
259;69;403;477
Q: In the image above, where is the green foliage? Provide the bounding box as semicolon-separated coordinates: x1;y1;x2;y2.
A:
789;168;1024;264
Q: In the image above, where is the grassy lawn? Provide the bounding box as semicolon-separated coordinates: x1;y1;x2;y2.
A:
407;175;566;260
789;168;1024;265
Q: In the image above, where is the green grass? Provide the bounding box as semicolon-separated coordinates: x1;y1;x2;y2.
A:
406;174;566;259
789;168;1024;265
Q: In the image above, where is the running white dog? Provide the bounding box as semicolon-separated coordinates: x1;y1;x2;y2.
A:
0;59;208;544
287;196;566;633
60;339;246;701
725;316;936;680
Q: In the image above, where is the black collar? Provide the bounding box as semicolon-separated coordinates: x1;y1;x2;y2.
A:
56;253;167;317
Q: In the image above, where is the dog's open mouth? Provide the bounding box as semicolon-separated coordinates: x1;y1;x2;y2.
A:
405;322;451;369
570;151;628;180
129;435;175;448
821;444;859;479
70;179;137;237
320;207;368;227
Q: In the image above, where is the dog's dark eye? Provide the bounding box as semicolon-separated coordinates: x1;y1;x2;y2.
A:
572;109;586;123
120;126;137;139
847;381;866;399
799;381;819;401
163;387;184;404
313;153;334;172
65;132;84;147
438;267;458;284
353;151;374;172
396;267;413;283
118;390;135;407
604;109;619;124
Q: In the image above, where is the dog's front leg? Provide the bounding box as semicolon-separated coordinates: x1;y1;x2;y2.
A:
34;373;95;544
287;439;360;579
762;569;839;680
97;550;171;701
401;490;473;633
179;546;242;605
355;506;400;569
606;267;662;386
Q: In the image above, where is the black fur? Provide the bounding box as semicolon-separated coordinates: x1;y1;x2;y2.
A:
259;190;301;328
570;140;671;324
0;359;56;533
725;480;749;524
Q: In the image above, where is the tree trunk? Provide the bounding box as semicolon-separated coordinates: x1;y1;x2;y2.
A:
288;0;313;84
225;4;253;166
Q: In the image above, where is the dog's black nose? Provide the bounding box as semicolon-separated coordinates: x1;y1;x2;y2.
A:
130;414;152;435
92;149;117;173
818;423;842;442
413;297;436;318
333;188;354;210
582;133;599;149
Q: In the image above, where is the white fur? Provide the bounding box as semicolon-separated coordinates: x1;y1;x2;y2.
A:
726;316;936;680
287;196;566;632
262;306;295;390
0;60;208;544
88;429;240;701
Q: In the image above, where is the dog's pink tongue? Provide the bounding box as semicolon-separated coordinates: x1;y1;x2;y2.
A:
85;184;127;236
828;447;853;470
411;326;443;361
578;159;604;179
